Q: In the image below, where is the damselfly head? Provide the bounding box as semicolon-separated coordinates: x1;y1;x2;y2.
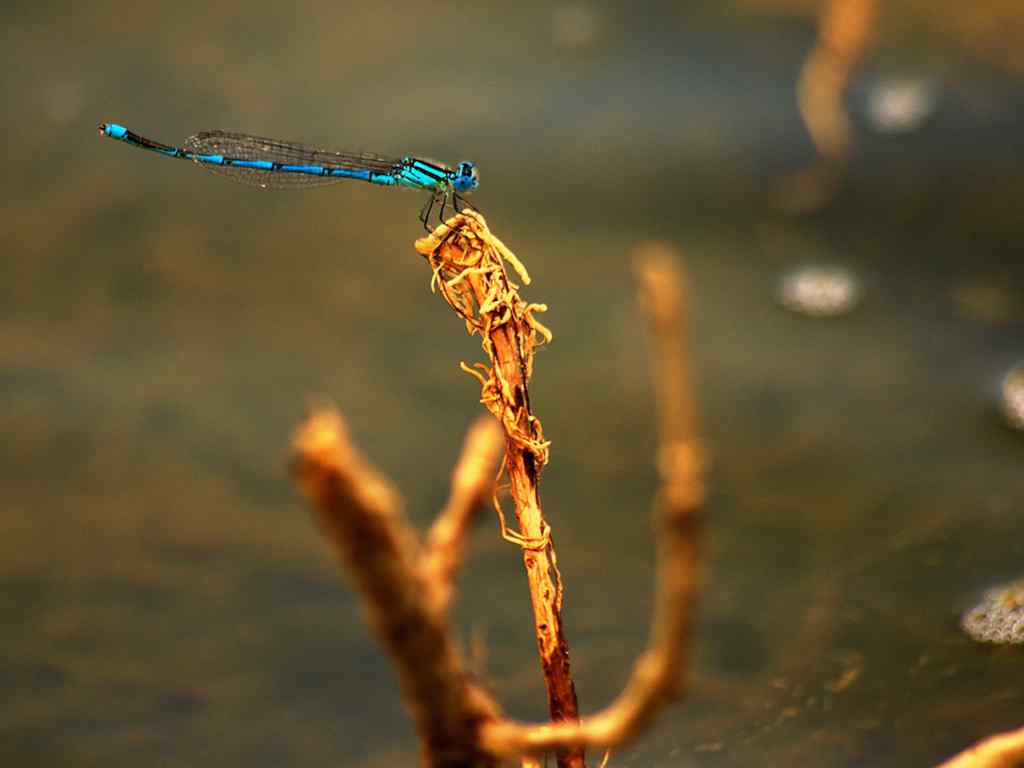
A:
453;161;479;193
99;122;128;140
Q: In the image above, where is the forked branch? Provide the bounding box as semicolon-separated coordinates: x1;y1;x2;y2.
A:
291;411;503;767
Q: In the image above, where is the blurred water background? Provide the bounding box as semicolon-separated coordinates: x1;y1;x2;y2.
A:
3;1;1024;765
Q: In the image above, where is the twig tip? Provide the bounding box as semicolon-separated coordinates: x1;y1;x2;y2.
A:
292;406;348;465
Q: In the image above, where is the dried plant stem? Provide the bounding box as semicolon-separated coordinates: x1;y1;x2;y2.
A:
478;277;579;724
477;241;704;757
938;726;1024;768
416;212;583;768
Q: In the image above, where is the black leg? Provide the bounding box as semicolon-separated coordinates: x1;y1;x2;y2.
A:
419;193;436;231
437;191;449;224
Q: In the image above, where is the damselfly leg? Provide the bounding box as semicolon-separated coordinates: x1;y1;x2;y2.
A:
419;189;479;230
419;192;438;230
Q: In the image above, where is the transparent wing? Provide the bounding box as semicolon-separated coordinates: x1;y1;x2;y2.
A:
183;130;404;190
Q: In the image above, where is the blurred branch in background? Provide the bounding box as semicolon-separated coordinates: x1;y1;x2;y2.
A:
291;226;704;766
736;0;1024;74
800;0;877;162
776;0;878;213
744;0;1024;216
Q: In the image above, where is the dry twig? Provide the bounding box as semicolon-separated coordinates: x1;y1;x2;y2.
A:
415;211;582;768
477;241;705;756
